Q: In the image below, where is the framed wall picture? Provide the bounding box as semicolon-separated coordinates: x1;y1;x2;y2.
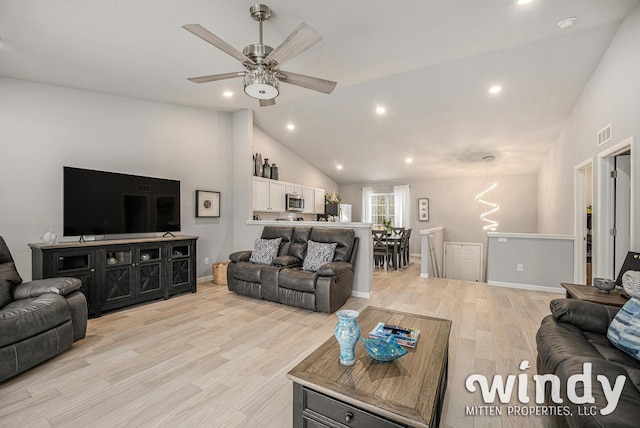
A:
196;190;220;217
418;198;429;221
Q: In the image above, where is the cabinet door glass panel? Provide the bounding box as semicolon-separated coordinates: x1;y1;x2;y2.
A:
104;267;133;302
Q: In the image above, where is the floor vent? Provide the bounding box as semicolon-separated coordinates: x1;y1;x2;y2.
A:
597;124;612;146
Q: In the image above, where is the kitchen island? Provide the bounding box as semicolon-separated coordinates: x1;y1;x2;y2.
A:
244;220;373;298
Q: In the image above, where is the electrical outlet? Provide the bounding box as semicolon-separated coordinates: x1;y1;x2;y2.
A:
517;264;524;272
204;257;209;265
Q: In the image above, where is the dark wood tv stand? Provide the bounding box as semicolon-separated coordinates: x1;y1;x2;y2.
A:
30;235;198;317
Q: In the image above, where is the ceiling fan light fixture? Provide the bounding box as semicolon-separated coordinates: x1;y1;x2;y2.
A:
244;68;279;100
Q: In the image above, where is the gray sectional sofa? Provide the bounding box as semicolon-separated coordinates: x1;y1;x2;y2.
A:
227;226;358;313
0;236;87;383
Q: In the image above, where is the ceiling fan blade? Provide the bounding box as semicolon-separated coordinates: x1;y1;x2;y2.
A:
259;99;276;107
264;23;322;68
278;70;337;94
183;24;256;66
188;72;245;83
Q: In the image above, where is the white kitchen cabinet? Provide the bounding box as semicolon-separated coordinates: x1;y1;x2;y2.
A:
285;183;303;194
302;187;315;213
314;188;325;214
269;180;286;212
253;177;270;211
253;177;286;212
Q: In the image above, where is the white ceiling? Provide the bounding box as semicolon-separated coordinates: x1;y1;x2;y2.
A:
1;0;638;183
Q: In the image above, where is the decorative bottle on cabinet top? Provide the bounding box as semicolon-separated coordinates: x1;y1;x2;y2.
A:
262;158;271;178
271;163;279;180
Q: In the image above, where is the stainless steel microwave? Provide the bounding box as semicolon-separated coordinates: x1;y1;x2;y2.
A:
286;193;304;212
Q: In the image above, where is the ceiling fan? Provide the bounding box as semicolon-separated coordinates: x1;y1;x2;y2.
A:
183;4;337;107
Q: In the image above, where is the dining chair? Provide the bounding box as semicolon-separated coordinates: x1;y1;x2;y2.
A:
372;230;390;270
392;227;405;236
401;228;412;266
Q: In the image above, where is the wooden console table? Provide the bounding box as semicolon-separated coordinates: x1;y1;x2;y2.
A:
561;282;627;307
287;306;451;428
30;235;198;317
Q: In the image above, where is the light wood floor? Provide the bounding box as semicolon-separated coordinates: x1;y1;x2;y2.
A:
0;258;561;427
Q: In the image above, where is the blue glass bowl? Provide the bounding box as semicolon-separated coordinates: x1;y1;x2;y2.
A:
360;336;408;362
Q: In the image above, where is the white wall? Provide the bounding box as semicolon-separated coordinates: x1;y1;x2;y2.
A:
252;126;338;193
341;174;538;266
538;5;640;241
0;77;234;280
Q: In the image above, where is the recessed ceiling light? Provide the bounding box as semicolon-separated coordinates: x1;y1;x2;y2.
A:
558;17;577;29
515;0;534;5
375;105;386;115
336;164;343;170
405;158;413;164
488;85;502;95
222;91;234;97
286;123;295;131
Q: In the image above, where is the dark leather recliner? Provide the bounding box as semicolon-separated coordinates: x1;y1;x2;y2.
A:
227;226;358;313
536;299;640;427
0;236;87;383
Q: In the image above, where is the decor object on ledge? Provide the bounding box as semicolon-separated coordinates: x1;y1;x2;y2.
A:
593;277;616;293
476;155;499;231
622;271;640;297
270;163;279;180
196;190;220;217
418;198;429;221
360;335;408;362
334;309;360;366
254;152;263;176
262;158;271;178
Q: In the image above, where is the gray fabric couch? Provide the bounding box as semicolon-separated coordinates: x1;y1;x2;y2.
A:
0;236;87;383
536;298;640;427
227;226;358;313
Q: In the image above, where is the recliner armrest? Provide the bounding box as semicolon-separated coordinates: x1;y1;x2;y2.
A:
272;255;301;267
550;298;621;335
317;262;352;277
229;251;252;263
12;277;82;300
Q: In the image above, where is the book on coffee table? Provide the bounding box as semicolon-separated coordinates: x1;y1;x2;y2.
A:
368;322;420;348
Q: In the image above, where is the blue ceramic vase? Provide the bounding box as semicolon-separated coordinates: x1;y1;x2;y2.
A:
334;310;360;366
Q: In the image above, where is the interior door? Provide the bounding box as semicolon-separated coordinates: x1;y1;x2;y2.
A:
614;154;631;275
444;242;482;282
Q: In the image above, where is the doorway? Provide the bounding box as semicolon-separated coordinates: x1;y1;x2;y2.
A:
596;137;637;280
444;242;483;282
574;159;593;284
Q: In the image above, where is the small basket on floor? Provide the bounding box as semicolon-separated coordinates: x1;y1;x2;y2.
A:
212;261;229;285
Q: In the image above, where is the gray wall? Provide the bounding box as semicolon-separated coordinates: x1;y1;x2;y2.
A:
487;234;573;291
0;77;234;280
537;5;640;239
341;173;538;257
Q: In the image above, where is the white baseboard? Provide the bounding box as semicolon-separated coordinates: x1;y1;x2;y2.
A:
198;275;213;282
488;280;565;294
351;290;371;299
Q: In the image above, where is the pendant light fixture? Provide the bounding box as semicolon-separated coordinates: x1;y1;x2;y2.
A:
476;155;499;231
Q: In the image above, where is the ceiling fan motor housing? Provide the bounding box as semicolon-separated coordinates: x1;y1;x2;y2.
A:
243;44;274;65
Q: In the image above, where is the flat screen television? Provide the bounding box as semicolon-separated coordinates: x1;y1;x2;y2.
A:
63;167;181;236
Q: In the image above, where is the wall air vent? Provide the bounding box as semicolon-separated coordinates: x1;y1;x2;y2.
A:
597;124;612;146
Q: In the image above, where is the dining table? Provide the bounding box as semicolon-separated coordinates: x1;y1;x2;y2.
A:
372;230;404;270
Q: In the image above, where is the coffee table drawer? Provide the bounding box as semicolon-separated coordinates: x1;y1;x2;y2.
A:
303;387;406;428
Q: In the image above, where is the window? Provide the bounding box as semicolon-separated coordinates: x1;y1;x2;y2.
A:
371;193;395;229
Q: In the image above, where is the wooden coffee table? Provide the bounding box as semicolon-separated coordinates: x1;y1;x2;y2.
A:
561;283;628;307
287;306;452;428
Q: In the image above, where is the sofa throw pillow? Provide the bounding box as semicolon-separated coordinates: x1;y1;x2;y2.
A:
249;238;282;265
607;296;640;361
303;240;337;272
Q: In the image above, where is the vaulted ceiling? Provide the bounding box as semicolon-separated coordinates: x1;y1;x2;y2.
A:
1;0;638;183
